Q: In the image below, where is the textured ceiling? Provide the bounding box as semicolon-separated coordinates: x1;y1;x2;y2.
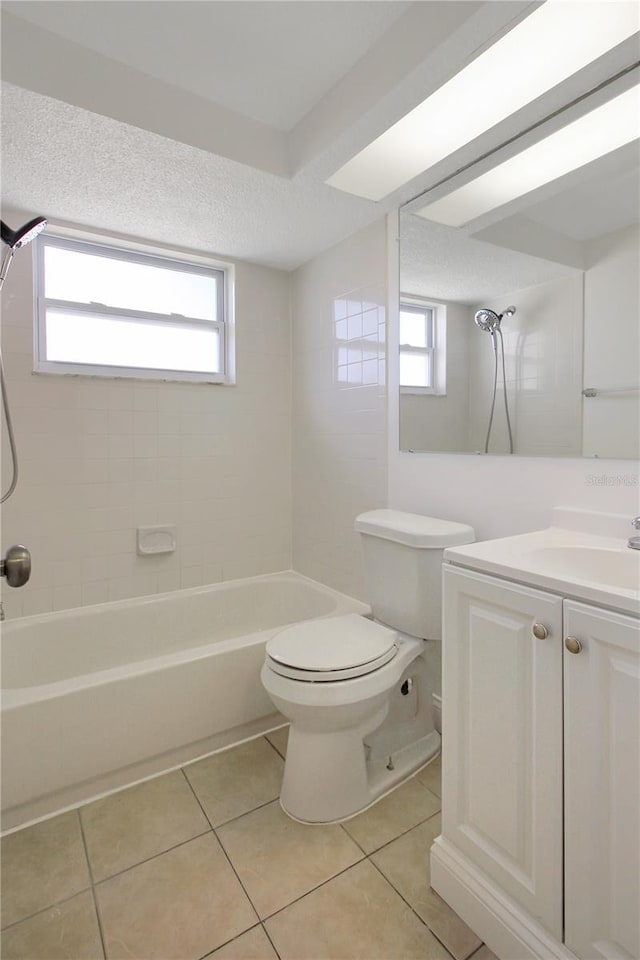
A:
3;1;410;132
400;214;580;305
1;83;378;272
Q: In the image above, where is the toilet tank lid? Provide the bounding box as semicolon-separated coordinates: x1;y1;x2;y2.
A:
354;509;475;548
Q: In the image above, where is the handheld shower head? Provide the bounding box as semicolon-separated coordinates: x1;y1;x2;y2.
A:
1;217;48;250
474;305;517;332
474;308;501;332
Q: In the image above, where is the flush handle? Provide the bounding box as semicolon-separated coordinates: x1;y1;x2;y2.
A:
565;636;583;655
532;622;549;640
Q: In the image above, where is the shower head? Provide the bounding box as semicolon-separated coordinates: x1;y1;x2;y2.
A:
0;217;47;290
474;308;501;332
474;305;517;332
1;217;48;250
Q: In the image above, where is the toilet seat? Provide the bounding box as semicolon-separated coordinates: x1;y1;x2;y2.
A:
266;614;398;682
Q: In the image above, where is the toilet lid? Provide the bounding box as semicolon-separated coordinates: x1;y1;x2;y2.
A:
265;614;398;681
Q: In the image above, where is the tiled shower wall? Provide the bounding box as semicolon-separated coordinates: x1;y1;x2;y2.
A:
0;223;291;619
291;220;388;601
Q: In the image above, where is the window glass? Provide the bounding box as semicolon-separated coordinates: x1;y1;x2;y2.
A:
36;235;230;383
44;245;217;321
45;310;220;374
400;352;431;387
400;308;432;347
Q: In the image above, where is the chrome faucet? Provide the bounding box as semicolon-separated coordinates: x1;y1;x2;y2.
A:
629;517;640;550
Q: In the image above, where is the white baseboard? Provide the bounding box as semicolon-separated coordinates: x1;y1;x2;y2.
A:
430;838;577;960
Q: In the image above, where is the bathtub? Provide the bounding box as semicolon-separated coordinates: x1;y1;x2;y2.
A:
1;572;369;830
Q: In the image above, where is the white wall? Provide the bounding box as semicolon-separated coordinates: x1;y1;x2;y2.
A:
387;215;640;541
0;217;291;619
582;224;639;459
291;220;387;601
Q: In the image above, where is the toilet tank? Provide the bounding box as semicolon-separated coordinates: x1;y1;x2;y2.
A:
354;509;475;640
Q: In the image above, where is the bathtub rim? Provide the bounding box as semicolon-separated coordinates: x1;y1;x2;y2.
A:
1;569;371;705
1;567;366;633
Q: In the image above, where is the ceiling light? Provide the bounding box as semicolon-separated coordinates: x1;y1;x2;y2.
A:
415;85;640;227
326;1;639;201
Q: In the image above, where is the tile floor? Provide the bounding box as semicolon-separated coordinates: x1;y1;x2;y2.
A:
1;729;497;960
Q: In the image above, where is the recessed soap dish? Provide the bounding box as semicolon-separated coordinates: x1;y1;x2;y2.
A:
137;525;176;556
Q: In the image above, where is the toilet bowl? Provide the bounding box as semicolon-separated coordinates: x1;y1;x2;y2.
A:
261;510;474;823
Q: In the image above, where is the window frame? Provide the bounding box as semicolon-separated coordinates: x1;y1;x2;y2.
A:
399;298;446;396
34;232;234;384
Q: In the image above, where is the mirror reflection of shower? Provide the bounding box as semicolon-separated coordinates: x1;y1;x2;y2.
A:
473;306;515;454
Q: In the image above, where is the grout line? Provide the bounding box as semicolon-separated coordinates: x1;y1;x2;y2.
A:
0;887;94;934
185;790;281;831
194;922;264;960
264;729;288;761
261;920;283;959
180;739;284;829
366;855;459;960
259;855;367;924
338;821;368;856
341;804;442;858
467;944;489;959
77;809;108;960
180;768;262;938
91;828;213;887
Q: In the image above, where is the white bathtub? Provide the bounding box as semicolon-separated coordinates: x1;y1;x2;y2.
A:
1;572;369;830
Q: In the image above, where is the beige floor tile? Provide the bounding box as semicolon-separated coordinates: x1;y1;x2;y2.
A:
371;815;482;960
1;891;103;960
217;799;363;918
265;859;451;959
341;776;441;854
265;725;289;759
204;925;278;959
96;833;257;959
184;738;284;826
416;753;441;798
81;770;209;881
1;811;90;929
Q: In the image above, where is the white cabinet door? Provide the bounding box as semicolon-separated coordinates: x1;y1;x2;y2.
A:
564;600;640;960
442;565;564;939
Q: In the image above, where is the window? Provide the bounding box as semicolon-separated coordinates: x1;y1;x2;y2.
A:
399;299;446;394
35;234;233;383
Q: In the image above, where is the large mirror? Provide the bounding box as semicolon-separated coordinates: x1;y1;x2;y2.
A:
399;142;639;459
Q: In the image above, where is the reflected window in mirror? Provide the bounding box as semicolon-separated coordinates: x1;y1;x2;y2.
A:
399;299;446;396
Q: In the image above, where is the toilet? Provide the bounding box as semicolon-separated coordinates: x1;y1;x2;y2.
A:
260;509;475;823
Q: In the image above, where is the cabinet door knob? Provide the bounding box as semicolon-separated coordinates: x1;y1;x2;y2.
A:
532;622;549;640
565;636;583;655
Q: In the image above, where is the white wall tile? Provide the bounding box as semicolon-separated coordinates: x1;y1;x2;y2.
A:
291;221;388;601
1;229;292;618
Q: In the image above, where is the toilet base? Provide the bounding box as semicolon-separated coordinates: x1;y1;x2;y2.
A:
280;727;441;824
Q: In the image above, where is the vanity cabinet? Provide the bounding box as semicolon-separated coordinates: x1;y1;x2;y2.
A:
441;566;564;939
439;565;640;960
564;601;639;960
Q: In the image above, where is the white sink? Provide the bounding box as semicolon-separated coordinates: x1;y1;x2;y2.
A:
525;546;640;592
444;509;640;615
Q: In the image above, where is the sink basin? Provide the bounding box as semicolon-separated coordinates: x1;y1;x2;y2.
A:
444;510;640;616
526;546;640;592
